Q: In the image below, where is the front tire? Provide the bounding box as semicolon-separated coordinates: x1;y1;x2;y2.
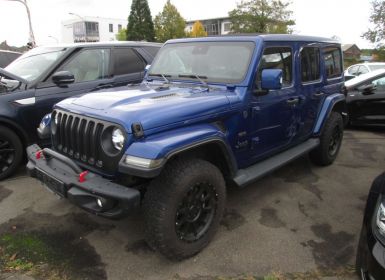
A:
0;126;23;180
310;112;343;166
143;158;226;260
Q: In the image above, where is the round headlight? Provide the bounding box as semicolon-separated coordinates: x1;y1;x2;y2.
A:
112;128;125;151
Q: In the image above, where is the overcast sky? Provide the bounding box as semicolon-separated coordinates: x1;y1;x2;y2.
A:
0;0;374;48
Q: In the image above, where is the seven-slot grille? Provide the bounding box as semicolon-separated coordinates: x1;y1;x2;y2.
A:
51;110;123;173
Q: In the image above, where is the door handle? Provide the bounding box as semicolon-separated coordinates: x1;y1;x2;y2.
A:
314;91;324;97
287;98;299;105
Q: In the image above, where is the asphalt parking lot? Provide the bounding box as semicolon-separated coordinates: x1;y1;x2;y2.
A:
0;128;384;280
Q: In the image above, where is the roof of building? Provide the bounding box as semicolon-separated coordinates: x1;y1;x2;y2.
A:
186;17;231;24
342;44;360;52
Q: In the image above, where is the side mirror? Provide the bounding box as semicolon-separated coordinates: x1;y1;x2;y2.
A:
52;71;75;85
357;84;376;96
261;69;283;90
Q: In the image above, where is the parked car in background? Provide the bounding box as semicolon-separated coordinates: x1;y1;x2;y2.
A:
345;62;385;79
0;50;22;68
0;41;161;180
356;171;385;280
344;69;385;126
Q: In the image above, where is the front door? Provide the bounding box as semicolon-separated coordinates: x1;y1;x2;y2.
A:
29;48;113;132
248;46;299;163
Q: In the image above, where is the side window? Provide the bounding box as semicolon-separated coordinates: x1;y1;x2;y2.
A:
372;76;385;89
348;65;359;75
324;47;342;78
301;47;320;83
358;65;369;76
258;47;293;87
113;48;145;76
58;49;110;83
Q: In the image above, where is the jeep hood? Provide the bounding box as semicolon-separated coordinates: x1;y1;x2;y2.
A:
56;85;234;133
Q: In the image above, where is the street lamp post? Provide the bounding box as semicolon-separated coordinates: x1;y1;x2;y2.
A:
3;0;36;47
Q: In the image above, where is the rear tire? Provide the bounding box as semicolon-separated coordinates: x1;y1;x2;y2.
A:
143;158;226;260
310;112;343;166
0;126;23;180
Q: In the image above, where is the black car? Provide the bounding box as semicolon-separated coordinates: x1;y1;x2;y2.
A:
345;69;385;126
356;172;385;280
0;50;22;68
0;41;161;180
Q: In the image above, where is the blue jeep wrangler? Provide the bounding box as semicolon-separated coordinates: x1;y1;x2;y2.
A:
27;35;347;260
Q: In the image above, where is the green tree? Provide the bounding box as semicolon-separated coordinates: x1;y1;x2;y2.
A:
362;0;385;47
189;21;208;38
116;28;127;41
229;0;295;34
126;0;155;41
154;0;186;42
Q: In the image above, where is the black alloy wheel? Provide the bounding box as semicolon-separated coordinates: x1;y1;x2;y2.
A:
0;126;23;180
175;182;217;242
0;139;16;173
328;126;343;157
310;112;343;166
144;158;226;260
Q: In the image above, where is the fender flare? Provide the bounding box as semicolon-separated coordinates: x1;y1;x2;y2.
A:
118;124;237;178
313;93;347;136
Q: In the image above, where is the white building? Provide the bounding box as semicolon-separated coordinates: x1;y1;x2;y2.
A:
61;16;127;43
185;17;232;36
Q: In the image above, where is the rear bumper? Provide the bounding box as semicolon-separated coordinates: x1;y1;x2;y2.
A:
26;144;141;219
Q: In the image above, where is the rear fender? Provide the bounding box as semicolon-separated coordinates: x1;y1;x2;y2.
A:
313;93;347;136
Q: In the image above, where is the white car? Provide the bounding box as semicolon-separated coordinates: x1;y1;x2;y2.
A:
345;62;385;77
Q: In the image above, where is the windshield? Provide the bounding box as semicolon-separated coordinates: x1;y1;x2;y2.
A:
148;41;255;84
368;64;385;71
4;47;66;82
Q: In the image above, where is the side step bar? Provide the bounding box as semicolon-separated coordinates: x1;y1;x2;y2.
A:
233;138;320;187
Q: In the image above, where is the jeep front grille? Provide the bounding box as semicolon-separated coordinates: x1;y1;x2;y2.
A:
51;110;124;174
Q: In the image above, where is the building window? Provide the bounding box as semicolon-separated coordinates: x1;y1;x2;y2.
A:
118;24;122;32
223;22;231;32
109;24;113;33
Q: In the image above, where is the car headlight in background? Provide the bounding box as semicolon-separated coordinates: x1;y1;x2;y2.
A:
376;201;385;236
112;128;125;151
37;113;52;139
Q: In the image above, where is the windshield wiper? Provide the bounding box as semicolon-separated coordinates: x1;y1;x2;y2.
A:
178;74;208;88
148;73;171;84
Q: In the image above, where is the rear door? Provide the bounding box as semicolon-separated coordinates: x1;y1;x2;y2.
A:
297;45;324;140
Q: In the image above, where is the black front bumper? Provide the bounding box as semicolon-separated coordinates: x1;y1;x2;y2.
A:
357;224;385;280
26;144;141;219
